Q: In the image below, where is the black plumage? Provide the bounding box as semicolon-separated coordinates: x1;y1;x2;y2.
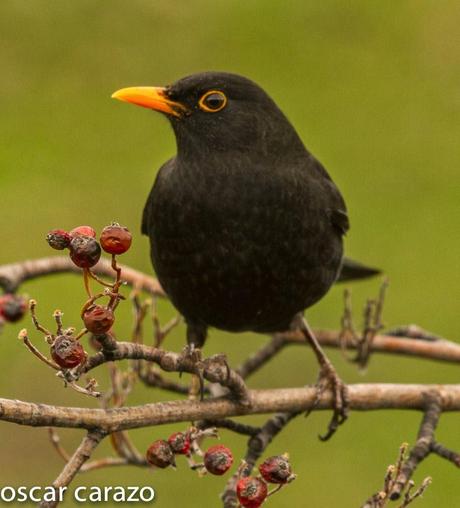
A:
112;72;379;436
122;72;374;339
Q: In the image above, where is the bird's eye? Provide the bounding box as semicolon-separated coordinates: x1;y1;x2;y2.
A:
198;90;227;113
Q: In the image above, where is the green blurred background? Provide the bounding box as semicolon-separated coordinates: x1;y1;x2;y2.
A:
1;1;459;506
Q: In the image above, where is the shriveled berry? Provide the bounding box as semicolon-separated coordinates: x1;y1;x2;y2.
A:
259;454;295;484
146;440;176;468
51;335;86;369
100;223;132;255
236;477;268;508
168;432;191;455
0;294;27;322
46;229;71;250
69;226;96;238
69;236;101;268
83;305;114;334
204;445;233;475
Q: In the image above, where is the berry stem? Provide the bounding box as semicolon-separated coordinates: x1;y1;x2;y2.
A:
87;269;115;289
19;329;60;370
29;299;52;336
83;268;92;298
80;291;106;317
53;310;64;335
111;254;122;287
74;328;88;341
267;484;284;498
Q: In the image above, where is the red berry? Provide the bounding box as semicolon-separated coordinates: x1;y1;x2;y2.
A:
83;305;114;334
146;440;176;468
236;477;268;508
0;294;27;322
100;223;132;255
69;236;101;268
168;432;191;455
69;226;96;238
46;229;71;250
204;445;233;475
259;454;295;484
51;335;86;369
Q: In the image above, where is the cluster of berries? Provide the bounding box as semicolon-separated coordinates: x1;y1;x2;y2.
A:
0;294;27;324
237;453;296;507
146;429;295;507
146;429;234;476
46;224;132;268
42;223;132;370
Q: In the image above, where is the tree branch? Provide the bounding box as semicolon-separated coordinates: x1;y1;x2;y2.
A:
1;384;460;433
39;429;106;508
279;330;460;364
0;256;164;296
221;411;299;507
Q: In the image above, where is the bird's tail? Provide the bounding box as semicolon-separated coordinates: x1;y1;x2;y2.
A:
336;257;381;282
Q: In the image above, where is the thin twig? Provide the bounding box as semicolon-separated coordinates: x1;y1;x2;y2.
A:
39;429;106;508
390;394;441;499
222;411;299;507
0;256;165;295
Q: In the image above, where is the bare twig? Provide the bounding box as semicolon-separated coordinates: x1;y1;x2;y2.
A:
277;329;460;365
236;334;287;379
139;367;200;395
198;419;262;437
222;411;299;507
0;256;164;295
39;429;106;508
389;393;458;500
1;385;460;432
362;443;432;508
83;341;250;402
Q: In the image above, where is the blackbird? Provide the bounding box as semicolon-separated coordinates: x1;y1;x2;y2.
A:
112;72;379;438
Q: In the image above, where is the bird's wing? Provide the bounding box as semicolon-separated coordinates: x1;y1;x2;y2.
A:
141;158;175;236
328;208;350;236
307;154;350;236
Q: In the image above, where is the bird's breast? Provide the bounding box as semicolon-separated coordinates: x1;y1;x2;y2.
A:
147;161;342;332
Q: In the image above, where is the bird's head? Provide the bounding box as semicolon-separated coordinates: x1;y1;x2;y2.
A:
112;72;304;159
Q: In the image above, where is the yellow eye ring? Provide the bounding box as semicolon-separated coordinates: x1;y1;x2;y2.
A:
198;90;227;113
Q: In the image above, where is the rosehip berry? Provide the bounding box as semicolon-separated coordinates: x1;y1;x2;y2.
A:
204;445;233;475
146;440;176;469
168;432;191;455
236;477;268;508
0;294;27;322
83;305;114;334
100;223;132;255
69;236;101;268
69;225;96;238
46;229;71;250
51;335;86;369
258;454;295;484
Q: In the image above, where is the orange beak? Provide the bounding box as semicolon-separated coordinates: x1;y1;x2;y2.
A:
111;86;187;117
